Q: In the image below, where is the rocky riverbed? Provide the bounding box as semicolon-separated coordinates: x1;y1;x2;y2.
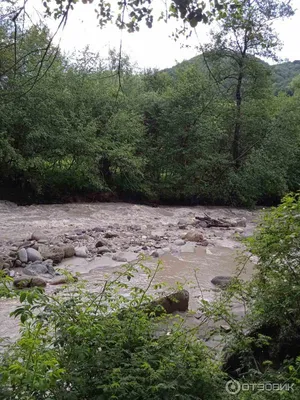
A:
0;201;259;343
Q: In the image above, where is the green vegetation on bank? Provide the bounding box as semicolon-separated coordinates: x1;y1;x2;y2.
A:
0;0;299;206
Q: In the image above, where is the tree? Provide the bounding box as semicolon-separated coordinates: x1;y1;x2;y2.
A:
204;0;294;168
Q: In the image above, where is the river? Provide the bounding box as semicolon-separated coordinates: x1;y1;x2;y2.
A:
0;201;258;345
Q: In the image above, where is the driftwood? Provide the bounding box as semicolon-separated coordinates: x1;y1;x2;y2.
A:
195;213;231;228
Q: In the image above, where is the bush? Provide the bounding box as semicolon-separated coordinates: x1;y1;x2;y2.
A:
0;264;227;400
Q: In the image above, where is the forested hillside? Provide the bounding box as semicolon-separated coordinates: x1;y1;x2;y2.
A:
272;60;300;93
1;6;300;207
165;56;300;94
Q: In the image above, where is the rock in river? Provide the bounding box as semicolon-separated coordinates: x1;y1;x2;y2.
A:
211;276;233;289
14;276;46;288
63;245;75;258
75;246;88;258
26;248;43;262
104;231;118;239
149;290;190;315
183;231;204;243
97;247;111;255
174;239;186;246
31;231;47;241
23;263;48;276
49;275;78;285
39;246;65;264
95;239;107;248
17;248;28;263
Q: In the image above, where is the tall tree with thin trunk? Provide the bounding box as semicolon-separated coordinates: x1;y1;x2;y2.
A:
205;0;294;168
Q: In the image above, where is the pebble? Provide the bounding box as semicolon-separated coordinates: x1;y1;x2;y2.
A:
104;231;118;238
235;228;244;234
174;239;186;246
151;249;164;258
97;247;111;255
92;227;105;233
75;246;88;258
112;255;128;262
14;260;22;267
220;325;231;333
95;240;107;248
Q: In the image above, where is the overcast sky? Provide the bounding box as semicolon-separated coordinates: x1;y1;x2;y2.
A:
35;0;300;69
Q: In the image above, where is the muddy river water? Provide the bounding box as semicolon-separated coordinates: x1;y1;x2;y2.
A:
0;201;258;345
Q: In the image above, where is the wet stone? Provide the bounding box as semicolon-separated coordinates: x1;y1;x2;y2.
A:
26;248;43;262
24;263;48;276
18;248;28;263
75;246;88;258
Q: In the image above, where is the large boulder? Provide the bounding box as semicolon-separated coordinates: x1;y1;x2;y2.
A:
63;245;75;258
148;290;190;315
31;231;47;241
211;276;233;289
26;248;43;262
13;276;46;288
118;290;190;321
183;231;204;243
39;246;65;264
23;263;48;276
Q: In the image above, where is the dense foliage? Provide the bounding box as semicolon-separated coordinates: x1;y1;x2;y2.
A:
0;265;228;400
0;26;299;206
0;1;299;208
194;192;300;399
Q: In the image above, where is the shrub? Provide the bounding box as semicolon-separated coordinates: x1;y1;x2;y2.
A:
0;264;227;400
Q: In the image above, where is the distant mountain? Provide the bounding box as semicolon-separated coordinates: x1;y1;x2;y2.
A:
271;60;300;93
164;55;300;94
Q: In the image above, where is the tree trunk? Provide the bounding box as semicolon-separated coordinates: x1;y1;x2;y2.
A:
233;68;243;169
100;157;112;186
